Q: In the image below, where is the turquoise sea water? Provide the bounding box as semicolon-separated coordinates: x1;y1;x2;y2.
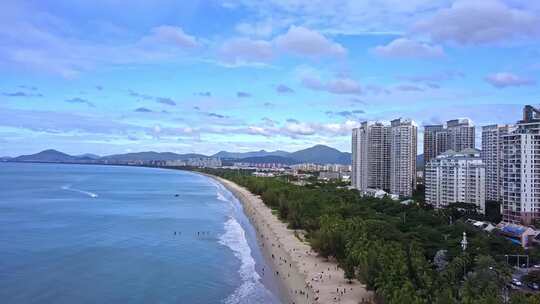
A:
0;163;281;304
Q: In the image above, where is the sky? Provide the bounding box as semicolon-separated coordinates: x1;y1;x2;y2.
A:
1;0;539;157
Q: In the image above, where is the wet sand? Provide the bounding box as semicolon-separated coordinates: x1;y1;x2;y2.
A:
212;175;374;304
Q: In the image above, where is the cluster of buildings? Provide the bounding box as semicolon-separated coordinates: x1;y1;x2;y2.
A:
163;157;222;168
351;105;540;227
483;105;540;226
351;118;417;197
291;163;351;173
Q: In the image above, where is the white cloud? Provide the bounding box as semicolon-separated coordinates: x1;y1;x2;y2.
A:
326;78;362;94
484;72;536;88
226;0;448;36
373;38;444;59
301;76;361;95
413;0;540;45
218;38;273;64
274;26;346;58
235;19;279;37
141;26;198;48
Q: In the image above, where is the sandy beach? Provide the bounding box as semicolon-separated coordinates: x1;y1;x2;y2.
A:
212;175;374;304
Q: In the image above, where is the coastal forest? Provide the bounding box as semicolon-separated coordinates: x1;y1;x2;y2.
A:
193;168;540;304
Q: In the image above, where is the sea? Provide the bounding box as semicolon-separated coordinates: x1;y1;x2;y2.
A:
0;163;283;304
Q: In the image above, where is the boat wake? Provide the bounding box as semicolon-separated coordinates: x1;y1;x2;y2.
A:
61;184;98;198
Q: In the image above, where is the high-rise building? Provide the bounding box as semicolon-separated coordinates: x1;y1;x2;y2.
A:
351;127;364;190
424;125;446;165
481;124;511;202
352;119;416;197
501;105;540;225
447;119;476;152
390;118;417;197
351;122;390;191
425;149;485;213
423;119;475;167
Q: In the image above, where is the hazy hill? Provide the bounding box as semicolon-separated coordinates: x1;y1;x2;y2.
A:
212;150;289;159
101;152;207;162
235;155;297;165
9;145;353;165
13;149;80;162
289;145;351;165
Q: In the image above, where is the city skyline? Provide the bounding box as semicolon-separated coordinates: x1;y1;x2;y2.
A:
1;1;540;156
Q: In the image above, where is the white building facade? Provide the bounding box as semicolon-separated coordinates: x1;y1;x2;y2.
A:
502;106;540;225
423;119;475;167
425;149;486;213
481;124;512;202
390;118;417;197
352;119;416;197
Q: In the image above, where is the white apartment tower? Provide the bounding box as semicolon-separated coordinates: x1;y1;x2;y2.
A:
501;105;540;225
352;119;416;197
447;119;476;152
423;119;475;167
481;124;511;202
425;149;486;213
424;125;446;165
351;122;390;191
390;118;418;197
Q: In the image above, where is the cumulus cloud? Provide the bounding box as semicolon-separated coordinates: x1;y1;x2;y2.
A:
413;0;540;45
398;70;464;83
135;107;153;113
274;26;346;58
196;91;212;97
141;25;198;48
207;112;229;119
65;97;95;107
484;72;536;88
373;38;444;59
128;90;154;100
237;91;251;98
235;20;275;37
302;76;361;95
156;97;176;106
364;85;391;95
326;110;365;118
18;85;38;91
2;91;43;97
219;38;273;65
394;84;424;92
276;84;294;94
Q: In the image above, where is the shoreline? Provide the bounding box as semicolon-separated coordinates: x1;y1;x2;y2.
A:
208;174;374;304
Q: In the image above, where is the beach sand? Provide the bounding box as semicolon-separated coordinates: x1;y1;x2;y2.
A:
213;176;374;304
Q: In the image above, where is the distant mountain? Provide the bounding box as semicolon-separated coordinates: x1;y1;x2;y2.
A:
289;145;351;165
13;149;80;162
0;156;12;161
214;145;351;165
9;144;354;165
76;153;101;159
101;152;208;162
212;150;289;159
235;155;297;165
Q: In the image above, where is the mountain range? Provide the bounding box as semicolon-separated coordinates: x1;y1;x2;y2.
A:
5;144;353;165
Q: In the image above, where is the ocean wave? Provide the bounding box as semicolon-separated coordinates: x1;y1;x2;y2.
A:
61;184;98;198
219;217;267;304
213;179;277;303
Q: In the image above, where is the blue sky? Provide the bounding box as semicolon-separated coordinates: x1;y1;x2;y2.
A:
1;0;539;156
